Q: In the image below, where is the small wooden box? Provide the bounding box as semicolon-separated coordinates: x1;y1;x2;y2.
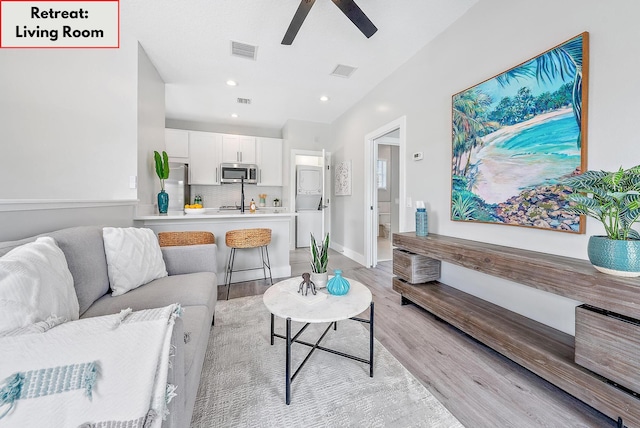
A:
393;248;440;284
575;305;640;394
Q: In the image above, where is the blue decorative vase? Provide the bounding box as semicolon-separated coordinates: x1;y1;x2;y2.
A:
327;270;350;295
416;208;428;237
588;235;640;277
158;190;169;214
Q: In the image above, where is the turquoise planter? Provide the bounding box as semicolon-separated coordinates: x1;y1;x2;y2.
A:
587;235;640;277
327;270;350;295
158;190;169;214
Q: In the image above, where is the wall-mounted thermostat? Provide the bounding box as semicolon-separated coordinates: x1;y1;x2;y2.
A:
412;152;424;161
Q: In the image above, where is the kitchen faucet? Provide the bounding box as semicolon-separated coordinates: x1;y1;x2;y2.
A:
240;177;245;213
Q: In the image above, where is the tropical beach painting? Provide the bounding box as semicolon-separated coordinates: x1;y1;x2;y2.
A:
451;32;588;233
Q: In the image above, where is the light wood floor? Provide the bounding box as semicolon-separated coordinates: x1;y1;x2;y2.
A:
218;249;617;428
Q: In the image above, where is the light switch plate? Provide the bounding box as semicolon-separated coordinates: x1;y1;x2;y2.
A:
129;175;137;189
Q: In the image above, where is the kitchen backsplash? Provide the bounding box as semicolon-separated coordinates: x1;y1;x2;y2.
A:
191;185;283;208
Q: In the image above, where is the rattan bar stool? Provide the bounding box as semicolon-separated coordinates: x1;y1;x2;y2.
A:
158;231;215;247
224;228;272;300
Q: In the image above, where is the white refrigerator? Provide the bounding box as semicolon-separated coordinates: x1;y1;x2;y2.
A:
295;165;323;247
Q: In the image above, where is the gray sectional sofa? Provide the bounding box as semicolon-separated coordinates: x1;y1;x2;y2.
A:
0;225;218;428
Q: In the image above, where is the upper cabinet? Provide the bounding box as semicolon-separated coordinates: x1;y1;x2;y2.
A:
221;135;256;164
189;132;222;185
165;129;189;161
256;137;283;187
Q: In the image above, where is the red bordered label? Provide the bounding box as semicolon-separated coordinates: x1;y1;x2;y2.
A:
0;0;119;48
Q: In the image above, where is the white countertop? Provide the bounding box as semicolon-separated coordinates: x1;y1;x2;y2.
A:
135;208;295;221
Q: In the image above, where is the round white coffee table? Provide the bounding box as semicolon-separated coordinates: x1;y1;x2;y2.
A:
263;276;374;405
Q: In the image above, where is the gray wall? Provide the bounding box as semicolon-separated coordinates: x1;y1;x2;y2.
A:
137;44;167;211
0;40;164;240
328;0;640;335
0;37;139;200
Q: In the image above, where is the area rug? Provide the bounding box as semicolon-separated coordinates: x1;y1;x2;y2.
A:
190;295;464;427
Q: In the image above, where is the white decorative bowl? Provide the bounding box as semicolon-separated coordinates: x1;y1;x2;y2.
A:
184;208;206;215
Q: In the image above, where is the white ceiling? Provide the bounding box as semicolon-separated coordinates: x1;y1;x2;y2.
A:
122;0;477;130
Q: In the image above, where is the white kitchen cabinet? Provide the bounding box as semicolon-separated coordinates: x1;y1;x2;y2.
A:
165;129;189;161
256;137;283;186
189;131;222;185
222;135;256;164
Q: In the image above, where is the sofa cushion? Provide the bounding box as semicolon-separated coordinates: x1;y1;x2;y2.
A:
0;237;79;333
0;226;111;316
102;227;168;296
81;272;217;319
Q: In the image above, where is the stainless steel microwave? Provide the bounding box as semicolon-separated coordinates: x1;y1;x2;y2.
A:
220;163;258;184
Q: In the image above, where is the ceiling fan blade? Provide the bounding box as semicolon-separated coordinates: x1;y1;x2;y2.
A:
331;0;378;38
282;0;316;45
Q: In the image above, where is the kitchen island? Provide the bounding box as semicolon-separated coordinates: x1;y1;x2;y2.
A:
134;209;296;285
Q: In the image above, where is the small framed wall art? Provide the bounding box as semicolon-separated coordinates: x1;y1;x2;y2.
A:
335;160;352;196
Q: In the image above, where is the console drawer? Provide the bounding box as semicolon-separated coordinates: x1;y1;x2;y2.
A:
393;248;440;284
575;305;640;394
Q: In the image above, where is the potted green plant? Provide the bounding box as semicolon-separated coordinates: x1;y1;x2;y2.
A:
154;150;170;214
310;233;330;288
563;164;640;276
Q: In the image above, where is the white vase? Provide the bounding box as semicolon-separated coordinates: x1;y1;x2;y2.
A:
311;272;328;289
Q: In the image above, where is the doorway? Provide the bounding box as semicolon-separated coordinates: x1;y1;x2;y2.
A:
364;117;407;267
289;149;331;250
375;141;400;261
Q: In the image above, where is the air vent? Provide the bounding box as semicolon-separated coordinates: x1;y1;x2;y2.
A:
330;64;357;78
237;98;252;105
231;41;257;60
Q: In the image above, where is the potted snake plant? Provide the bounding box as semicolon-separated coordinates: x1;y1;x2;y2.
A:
310;233;330;288
563;164;640;276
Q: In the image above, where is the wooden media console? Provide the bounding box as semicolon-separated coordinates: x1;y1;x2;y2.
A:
392;232;640;427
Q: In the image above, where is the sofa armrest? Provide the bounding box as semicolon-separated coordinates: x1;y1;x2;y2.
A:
161;244;217;275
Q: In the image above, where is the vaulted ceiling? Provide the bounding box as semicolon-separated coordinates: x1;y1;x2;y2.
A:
122;0;478;130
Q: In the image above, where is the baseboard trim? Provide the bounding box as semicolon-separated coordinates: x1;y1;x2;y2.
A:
330;242;366;266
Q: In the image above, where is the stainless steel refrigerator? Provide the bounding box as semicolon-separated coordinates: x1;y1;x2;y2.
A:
165;163;190;212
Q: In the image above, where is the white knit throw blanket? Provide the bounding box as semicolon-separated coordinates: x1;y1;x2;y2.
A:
0;304;181;428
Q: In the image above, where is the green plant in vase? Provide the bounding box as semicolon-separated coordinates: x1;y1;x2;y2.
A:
563;164;640;276
154;150;170;214
310;233;329;288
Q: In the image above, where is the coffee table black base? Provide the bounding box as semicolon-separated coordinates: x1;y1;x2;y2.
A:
270;301;374;405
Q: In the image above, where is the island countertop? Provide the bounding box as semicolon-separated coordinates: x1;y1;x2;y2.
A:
134;209;295;285
134;209;296;221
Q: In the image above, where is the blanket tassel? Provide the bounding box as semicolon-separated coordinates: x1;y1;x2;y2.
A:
0;373;24;420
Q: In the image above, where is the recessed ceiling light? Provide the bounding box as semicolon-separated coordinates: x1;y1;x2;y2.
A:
231;113;238;118
226;80;238;86
320;96;329;102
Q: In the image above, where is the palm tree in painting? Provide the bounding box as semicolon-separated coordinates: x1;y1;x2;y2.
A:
496;36;584;147
452;89;497;178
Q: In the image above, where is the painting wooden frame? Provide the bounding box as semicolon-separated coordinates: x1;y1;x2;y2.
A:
451;32;589;233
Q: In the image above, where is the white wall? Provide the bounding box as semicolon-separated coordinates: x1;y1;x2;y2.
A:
165;118;282;139
328;0;640;335
0;38;139;200
137;44;167;211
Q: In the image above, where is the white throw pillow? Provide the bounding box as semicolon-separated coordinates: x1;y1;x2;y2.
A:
103;227;168;296
0;237;79;334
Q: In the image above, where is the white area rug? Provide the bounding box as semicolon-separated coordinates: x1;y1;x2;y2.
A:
190;295;464;427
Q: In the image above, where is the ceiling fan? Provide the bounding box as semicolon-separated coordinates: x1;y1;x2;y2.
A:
282;0;378;45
